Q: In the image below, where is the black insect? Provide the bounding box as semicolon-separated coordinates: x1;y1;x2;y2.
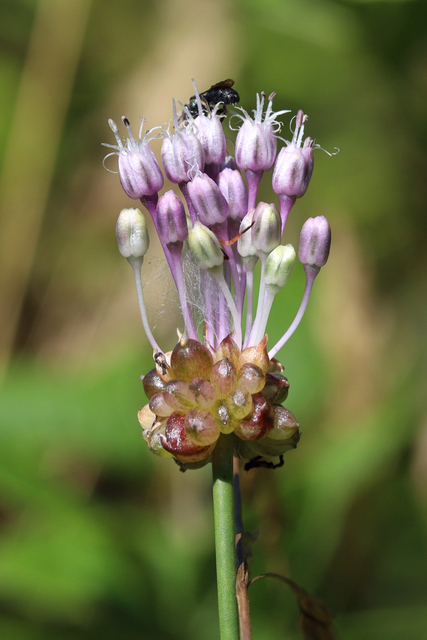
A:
244;455;285;472
186;79;240;119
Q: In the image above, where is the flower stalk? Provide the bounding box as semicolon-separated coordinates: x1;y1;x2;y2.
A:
212;435;240;640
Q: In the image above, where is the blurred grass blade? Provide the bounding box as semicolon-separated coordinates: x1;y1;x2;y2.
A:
0;0;92;383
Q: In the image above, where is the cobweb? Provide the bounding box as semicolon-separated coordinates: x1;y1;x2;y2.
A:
140;247;229;346
140;253;181;333
182;248;224;344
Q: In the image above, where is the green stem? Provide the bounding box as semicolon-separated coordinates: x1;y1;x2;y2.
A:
212;435;240;640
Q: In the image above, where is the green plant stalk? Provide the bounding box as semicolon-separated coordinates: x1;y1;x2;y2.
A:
212;435;240;640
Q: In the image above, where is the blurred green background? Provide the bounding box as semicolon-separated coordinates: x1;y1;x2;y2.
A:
1;0;427;638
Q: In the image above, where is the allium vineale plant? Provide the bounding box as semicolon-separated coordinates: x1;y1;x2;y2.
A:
103;79;332;639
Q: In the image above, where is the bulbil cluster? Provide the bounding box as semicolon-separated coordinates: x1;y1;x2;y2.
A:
105;79;332;470
139;334;299;469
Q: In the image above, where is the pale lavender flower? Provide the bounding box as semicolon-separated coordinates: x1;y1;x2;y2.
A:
234;92;288;173
272;110;314;199
103;117;164;198
189;80;227;166
272;110;315;234
161;100;205;184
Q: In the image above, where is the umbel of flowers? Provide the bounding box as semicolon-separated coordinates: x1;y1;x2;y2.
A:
104;82;331;470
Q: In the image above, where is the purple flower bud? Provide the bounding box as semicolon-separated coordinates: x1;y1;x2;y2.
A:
218;168;248;220
272;110;314;198
187;173;229;226
161;99;205;183
115;207;149;259
298;216;331;268
235;92;289;172
104;117;164;198
156;190;188;244
251;202;281;255
194;114;227;165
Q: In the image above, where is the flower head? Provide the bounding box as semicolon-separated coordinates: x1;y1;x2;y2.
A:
106;80;333;470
